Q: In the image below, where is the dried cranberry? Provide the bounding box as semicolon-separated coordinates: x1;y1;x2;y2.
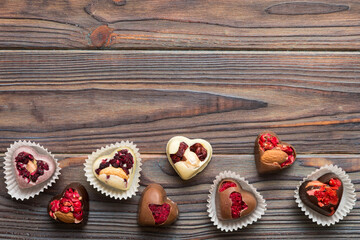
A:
148;203;171;225
219;181;237;192
190;143;207;161
95;150;134;175
15;152;50;183
229;192;248;219
170;142;188;164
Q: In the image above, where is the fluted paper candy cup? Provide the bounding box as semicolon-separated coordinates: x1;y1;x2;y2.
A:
294;164;356;226
4;140;61;200
207;171;266;232
84;141;142;200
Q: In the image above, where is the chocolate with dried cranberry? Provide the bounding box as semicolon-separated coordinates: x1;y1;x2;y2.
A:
12;146;56;189
138;183;178;226
254;131;296;175
92;147;137;190
166;136;212;180
299;173;343;216
216;178;257;220
48;183;89;224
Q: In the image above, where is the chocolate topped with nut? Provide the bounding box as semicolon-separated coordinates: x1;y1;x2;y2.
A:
254;131;296;175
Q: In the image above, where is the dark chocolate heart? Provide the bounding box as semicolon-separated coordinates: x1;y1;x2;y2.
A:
299;173;343;216
48;183;89;224
254;131;296;174
138;183;178;226
216;179;257;220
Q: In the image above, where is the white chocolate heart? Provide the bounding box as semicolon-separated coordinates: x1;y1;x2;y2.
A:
12;146;56;189
166;136;212;180
92;147;136;190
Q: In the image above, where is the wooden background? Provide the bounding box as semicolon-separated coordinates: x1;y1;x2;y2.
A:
0;0;359;239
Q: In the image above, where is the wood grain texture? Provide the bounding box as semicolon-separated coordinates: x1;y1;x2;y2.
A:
0;154;359;239
0;50;360;154
1;0;360;49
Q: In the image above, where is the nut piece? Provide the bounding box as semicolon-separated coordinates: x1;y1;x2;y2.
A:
261;149;288;165
53;211;75;224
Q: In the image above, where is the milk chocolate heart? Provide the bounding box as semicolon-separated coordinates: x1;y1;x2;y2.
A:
92;147;137;190
254;131;296;174
166;136;212;180
299;173;343;216
48;183;89;224
12;146;56;189
216;179;257;220
138;183;178;226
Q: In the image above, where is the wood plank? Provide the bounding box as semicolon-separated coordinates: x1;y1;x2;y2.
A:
0;154;359;239
1;1;360;49
0;50;360;154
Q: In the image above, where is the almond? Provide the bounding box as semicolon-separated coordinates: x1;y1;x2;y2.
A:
261;149;288;165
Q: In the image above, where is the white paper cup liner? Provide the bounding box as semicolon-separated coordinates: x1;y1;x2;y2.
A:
294;164;356;226
4;140;61;200
207;171;267;232
84;141;142;200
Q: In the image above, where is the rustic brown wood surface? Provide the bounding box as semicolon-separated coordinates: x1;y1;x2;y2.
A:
1;51;360;154
1;0;360;239
0;51;359;239
1;0;360;49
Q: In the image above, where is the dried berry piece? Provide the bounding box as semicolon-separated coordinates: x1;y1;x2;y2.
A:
15;152;49;183
299;173;343;216
95;148;134;175
148;203;171;225
229;192;248;219
219;181;237;192
170;142;188;164
48;183;89;224
190;143;207;161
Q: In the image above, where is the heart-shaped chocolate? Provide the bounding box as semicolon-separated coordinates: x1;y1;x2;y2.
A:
254;131;296;174
216;179;257;220
12;146;56;189
48;183;89;224
138;183;178;226
299;173;343;216
166;136;212;180
92;147;137;190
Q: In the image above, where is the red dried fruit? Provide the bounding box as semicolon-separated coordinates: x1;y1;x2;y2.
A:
190;143;207;161
49;188;83;221
311;178;341;208
219;181;237;192
15;152;49;183
95;149;134;175
170;142;189;164
229;192;248;219
73;201;82;208
50;200;60;212
73;211;83;221
60;206;71;213
148;203;171;225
